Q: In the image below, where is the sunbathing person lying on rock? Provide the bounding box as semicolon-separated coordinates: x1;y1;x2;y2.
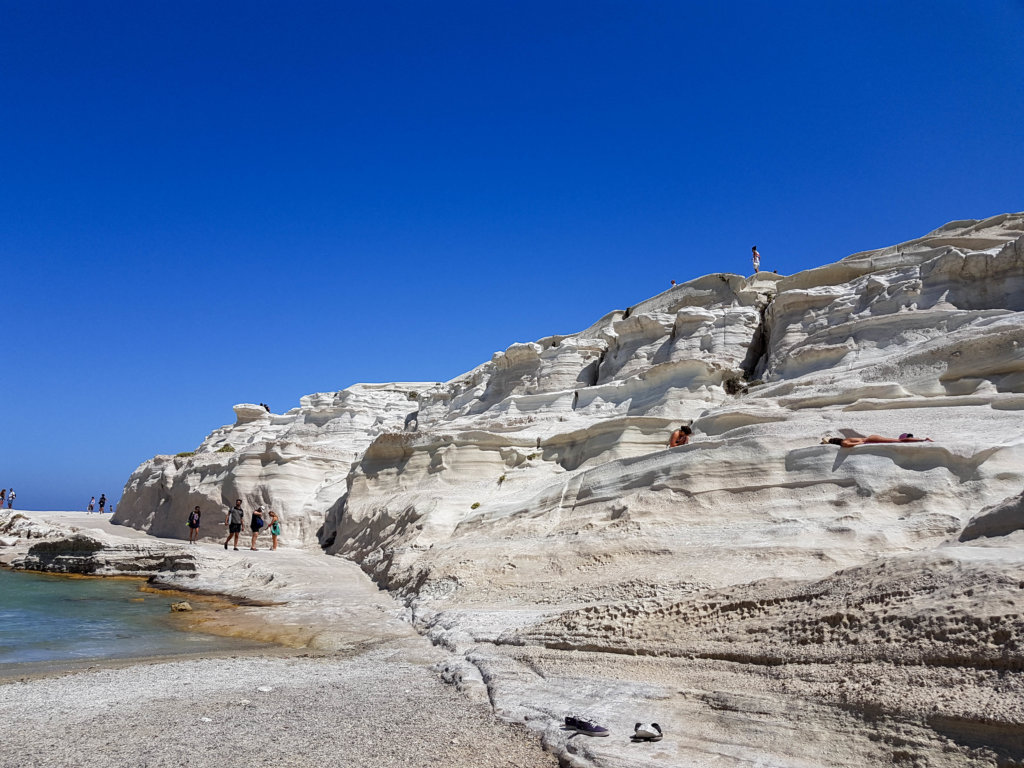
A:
822;433;933;448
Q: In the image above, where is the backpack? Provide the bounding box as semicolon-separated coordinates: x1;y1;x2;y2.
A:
252;514;265;530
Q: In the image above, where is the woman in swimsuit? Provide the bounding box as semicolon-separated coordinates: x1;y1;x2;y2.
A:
267;510;281;551
822;433;933;448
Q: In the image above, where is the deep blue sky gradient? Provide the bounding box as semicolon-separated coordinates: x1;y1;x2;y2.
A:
3;1;1023;510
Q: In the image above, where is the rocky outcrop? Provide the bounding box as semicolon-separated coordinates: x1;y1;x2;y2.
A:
114;384;433;544
112;212;1024;767
11;533;196;575
115;212;1024;605
960;490;1024;541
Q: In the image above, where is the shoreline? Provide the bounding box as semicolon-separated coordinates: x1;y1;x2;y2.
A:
0;565;282;681
0;510;562;768
0;643;298;684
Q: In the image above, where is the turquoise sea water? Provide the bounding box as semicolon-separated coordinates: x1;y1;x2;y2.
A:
0;568;259;669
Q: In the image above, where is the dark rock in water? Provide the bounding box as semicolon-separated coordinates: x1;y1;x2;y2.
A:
959;490;1024;541
20;534;104;573
14;535;198;576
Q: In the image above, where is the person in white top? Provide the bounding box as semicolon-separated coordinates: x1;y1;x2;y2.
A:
751;246;761;273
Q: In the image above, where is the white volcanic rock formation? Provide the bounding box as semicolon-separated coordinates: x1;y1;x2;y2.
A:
115;212;1024;766
115;384;431;544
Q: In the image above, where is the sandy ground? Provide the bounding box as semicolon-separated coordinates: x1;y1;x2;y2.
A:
0;511;559;768
0;653;558;768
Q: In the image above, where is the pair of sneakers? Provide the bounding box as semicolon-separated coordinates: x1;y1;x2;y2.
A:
563;716;663;742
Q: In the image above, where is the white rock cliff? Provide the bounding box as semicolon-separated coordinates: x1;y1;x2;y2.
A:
114;212;1024;766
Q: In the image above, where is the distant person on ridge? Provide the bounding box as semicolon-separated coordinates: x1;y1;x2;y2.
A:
668;425;692;447
821;433;933;448
87;496;95;513
751;246;761;273
7;490;15;509
187;505;202;544
98;494;106;513
224;499;245;550
0;489;6;505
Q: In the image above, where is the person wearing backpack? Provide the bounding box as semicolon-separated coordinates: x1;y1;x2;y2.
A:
249;507;266;550
187;506;202;544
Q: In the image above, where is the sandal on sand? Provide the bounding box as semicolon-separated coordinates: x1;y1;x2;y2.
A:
632;723;663;742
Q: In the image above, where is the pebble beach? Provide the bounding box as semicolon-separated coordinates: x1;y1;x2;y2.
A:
0;511;559;768
0;652;558;768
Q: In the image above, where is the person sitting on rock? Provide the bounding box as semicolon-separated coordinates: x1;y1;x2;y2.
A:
669;425;693;447
822;433;933;448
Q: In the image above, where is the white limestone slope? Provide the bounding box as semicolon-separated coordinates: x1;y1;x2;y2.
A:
115;384;433;544
114;212;1024;766
322;213;1024;599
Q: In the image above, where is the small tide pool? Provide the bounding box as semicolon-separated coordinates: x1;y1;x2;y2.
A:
0;568;264;672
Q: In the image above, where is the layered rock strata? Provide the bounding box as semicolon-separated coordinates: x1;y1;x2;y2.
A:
113;212;1024;767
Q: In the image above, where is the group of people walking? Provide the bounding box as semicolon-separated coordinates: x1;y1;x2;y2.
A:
86;494;109;513
184;500;281;551
0;488;13;509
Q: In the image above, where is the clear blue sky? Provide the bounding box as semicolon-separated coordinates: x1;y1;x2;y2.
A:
3;1;1022;511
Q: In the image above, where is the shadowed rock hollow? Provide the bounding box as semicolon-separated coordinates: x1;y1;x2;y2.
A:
116;213;1024;767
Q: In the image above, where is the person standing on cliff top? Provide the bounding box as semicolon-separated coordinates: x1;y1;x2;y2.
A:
751;246;761;273
87;496;95;513
98;494;106;513
0;489;5;506
224;499;244;550
7;490;15;509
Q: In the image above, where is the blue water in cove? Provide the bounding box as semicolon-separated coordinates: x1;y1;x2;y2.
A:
0;568;257;668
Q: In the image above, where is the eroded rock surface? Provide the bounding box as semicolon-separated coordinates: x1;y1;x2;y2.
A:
113;213;1024;767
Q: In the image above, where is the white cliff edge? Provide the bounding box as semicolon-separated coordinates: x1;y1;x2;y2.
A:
109;212;1024;767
